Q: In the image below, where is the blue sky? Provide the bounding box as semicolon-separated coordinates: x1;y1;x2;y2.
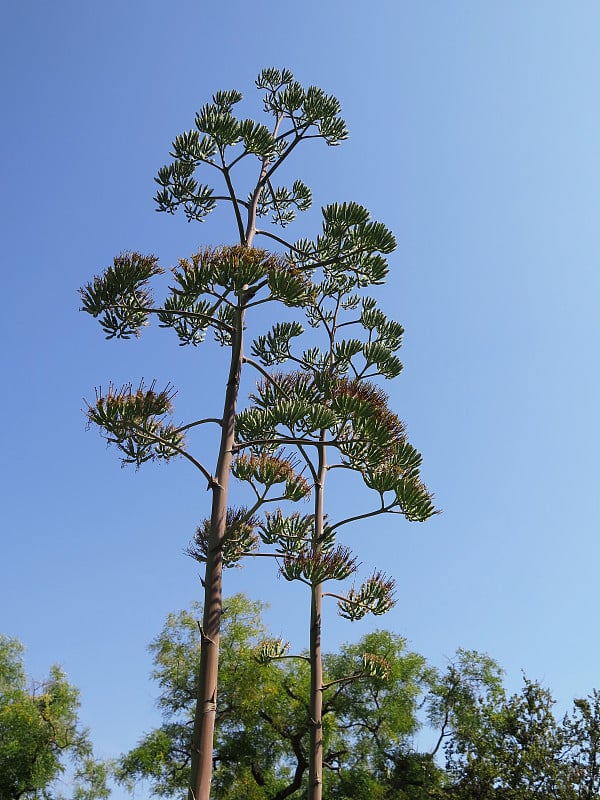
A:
2;0;600;793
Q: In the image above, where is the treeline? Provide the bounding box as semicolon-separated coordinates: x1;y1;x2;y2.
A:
4;595;600;799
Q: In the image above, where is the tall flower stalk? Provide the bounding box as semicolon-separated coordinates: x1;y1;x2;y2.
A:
231;230;437;798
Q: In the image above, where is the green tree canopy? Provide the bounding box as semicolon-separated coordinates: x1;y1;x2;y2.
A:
116;595;435;800
0;635;110;800
115;595;600;800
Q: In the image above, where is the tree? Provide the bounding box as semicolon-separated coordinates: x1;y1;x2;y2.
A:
443;674;571;799
563;689;600;799
322;631;437;799
426;664;600;800
426;648;506;764
81;67;427;800
0;635;110;800
116;595;434;800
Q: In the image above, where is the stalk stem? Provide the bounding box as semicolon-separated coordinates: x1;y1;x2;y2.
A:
308;432;327;800
188;298;245;800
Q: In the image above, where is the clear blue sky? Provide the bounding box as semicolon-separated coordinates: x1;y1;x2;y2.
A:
3;0;600;794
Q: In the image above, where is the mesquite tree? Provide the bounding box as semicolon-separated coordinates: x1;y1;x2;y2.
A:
194;225;437;800
116;595;433;799
81;69;405;800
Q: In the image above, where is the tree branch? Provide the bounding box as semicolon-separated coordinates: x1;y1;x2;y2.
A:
263;125;311;184
242;356;286;389
321;590;387;617
268;653;311;664
102;303;235;335
208;195;250;208
233;436;340;452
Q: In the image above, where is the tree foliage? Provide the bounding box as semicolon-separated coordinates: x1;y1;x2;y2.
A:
0;636;109;800
443;676;600;800
115;595;433;800
115;596;600;800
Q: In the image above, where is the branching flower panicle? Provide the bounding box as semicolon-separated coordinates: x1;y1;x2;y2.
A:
86;381;182;467
254;637;290;665
337;572;397;622
232;452;311;501
80;253;162;339
280;546;359;585
185;508;260;568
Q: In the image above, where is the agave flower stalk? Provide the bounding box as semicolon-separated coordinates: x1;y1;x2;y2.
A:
234;237;437;799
